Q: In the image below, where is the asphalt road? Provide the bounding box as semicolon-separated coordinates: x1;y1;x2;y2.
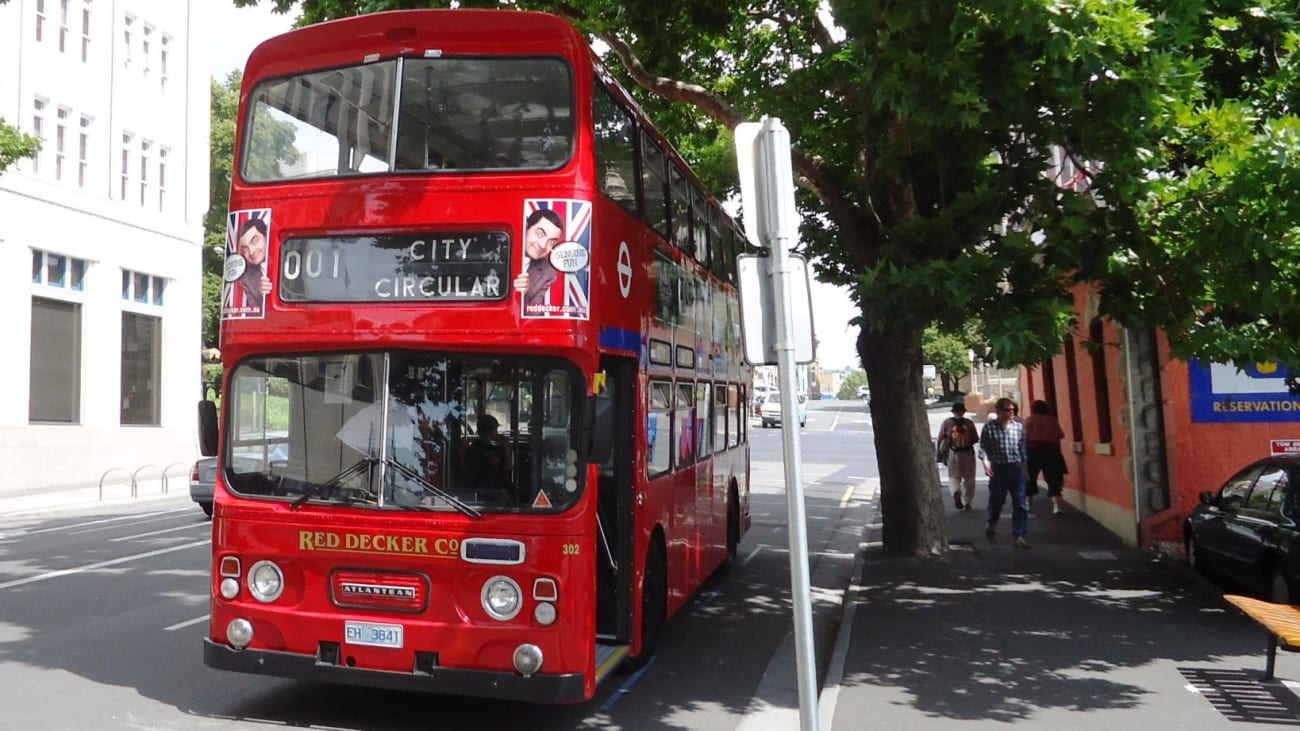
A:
0;400;875;730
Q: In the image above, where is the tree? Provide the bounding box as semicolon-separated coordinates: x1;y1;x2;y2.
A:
836;370;868;401
0;118;40;173
234;1;1300;557
202;73;242;348
922;325;977;399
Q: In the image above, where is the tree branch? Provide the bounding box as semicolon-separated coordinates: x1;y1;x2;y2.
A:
596;29;873;242
596;30;745;129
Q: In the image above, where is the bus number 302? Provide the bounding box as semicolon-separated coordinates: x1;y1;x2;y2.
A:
282;250;340;280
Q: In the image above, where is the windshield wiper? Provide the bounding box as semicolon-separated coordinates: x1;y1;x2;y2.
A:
290;457;375;509
384;458;482;519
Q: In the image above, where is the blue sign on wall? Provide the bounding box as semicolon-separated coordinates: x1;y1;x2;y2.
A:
1189;359;1300;423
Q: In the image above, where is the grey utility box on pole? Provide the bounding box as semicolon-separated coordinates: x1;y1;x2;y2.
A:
734;117;820;731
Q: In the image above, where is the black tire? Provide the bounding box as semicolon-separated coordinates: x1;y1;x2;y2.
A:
1270;569;1292;604
1185;534;1204;574
200;502;213;518
626;540;666;671
717;490;741;577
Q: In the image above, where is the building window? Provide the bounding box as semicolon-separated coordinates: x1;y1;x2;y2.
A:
33;250;87;290
58;0;69;52
160;36;169;91
80;5;91;62
1088;318;1114;444
1062;335;1083;442
121;268;164;305
78;115;91;187
35;0;46;41
30;297;82;423
122;14;133;67
142;24;152;75
120;132;132;200
121;312;161;426
32;97;47;174
55;106;69;181
140;139;151;205
158;146;168;210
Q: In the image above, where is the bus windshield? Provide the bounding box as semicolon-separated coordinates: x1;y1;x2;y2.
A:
224;351;584;513
242;56;574;181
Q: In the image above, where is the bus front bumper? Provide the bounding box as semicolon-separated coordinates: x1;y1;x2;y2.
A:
203;639;586;703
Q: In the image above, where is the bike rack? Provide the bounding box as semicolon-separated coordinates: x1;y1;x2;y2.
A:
161;462;190;494
131;464;163;498
98;467;136;501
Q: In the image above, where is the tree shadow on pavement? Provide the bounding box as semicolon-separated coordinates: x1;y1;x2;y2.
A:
839;549;1267;723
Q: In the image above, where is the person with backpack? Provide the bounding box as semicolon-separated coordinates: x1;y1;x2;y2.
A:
937;402;980;511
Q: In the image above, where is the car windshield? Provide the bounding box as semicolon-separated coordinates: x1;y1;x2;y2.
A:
225;351;584;513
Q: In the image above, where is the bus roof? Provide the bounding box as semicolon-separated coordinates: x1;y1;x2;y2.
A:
247;10;589;80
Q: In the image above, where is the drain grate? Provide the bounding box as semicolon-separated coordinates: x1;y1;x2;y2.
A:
1180;668;1300;725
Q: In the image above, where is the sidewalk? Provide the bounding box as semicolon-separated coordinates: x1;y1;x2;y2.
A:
829;444;1300;728
0;482;189;518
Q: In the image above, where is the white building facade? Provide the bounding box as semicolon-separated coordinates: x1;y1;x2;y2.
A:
0;0;208;496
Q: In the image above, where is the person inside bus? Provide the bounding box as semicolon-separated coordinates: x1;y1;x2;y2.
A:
234;217;273;312
464;414;513;494
512;208;564;312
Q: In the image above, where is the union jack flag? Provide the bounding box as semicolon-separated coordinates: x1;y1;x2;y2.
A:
522;198;591;320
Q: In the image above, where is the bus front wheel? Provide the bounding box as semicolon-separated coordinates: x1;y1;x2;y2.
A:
627;539;666;671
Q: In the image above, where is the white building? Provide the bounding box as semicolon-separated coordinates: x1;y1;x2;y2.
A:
0;0;208;497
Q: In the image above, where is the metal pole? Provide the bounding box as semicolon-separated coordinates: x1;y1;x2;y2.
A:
764;149;819;731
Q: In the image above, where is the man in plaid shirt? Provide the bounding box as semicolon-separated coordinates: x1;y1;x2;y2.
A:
979;397;1031;548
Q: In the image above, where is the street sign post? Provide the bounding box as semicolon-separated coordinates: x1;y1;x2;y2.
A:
735;117;820;731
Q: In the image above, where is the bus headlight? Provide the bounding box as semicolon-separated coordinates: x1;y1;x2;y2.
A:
513;643;543;676
219;577;240;600
247;560;284;603
481;576;522;620
226;618;254;649
534;601;557;626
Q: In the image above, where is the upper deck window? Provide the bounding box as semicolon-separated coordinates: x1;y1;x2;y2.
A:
242;57;573;182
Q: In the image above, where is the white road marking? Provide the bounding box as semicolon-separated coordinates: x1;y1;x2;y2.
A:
0;539;210;590
743;546;763;565
12;508;191;538
166;614;210;631
110;523;209;542
71;510;198;536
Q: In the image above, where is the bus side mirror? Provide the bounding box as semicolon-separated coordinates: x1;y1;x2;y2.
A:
198;400;218;457
581;394;614;464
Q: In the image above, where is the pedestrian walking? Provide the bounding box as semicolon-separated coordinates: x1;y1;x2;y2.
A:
936;402;979;510
979;397;1031;548
1024;399;1068;515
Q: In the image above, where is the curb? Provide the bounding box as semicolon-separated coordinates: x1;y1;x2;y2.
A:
738;478;878;730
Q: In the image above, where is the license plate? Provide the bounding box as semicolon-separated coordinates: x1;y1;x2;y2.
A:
344;620;404;649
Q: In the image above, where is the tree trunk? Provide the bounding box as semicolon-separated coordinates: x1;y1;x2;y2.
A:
860;324;949;557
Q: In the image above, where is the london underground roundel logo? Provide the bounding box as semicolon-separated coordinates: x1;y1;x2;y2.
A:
617;242;632;298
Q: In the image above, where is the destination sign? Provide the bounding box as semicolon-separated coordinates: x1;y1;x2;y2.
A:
279;231;510;303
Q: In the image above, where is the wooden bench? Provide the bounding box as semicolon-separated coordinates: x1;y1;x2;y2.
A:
1223;594;1300;680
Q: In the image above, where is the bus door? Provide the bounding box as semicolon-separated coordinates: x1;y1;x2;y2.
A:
595;355;635;644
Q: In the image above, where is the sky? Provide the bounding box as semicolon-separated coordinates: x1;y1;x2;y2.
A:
203;5;862;372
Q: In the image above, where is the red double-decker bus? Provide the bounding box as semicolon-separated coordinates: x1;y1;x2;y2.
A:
197;9;753;703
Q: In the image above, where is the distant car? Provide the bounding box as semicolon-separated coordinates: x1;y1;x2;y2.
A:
1184;455;1300;602
856;386;871;403
190;457;217;518
759;391;808;428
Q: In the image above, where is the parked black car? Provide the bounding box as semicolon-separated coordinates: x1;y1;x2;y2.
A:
1184;455;1300;602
